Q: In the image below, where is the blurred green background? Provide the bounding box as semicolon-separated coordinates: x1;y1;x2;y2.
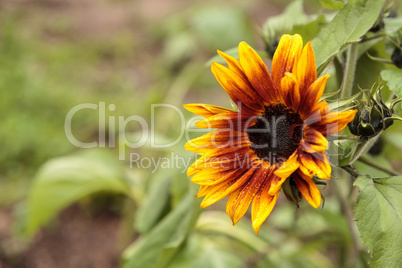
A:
0;0;284;266
1;0;401;267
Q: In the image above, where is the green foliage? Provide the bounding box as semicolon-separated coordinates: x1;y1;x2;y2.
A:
381;69;402;96
122;192;201;268
290;15;327;43
354;175;402;267
319;0;345;11
312;0;384;73
2;0;402;267
263;0;308;43
190;5;253;52
135;173;172;234
25;149;131;236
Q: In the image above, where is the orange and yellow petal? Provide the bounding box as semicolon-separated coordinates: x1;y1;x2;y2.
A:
271;34;303;88
185;129;246;154
293;42;317;92
270;152;300;195
191;168;241;186
238;41;276;104
195;111;257;129
196;185;212;198
301;128;329;153
184;103;235;118
226;166;269;225
293;171;322;208
200;167;255;208
251;171;279;234
311;109;358;136
217;49;248;82
280;72;300;112
298;151;331;180
211;62;264;113
299;75;330;118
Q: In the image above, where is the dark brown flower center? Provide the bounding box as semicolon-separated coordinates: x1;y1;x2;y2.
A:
246;104;303;163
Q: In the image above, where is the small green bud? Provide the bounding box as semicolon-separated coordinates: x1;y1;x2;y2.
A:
264;37;280;59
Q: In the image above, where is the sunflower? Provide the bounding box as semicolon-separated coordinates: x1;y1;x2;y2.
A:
184;34;357;234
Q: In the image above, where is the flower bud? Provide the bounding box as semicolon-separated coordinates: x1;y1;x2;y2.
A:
391;47;402;69
369;14;384;33
282;177;302;208
348;88;394;138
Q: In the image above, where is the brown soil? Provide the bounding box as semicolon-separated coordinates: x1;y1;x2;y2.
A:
0;205;122;268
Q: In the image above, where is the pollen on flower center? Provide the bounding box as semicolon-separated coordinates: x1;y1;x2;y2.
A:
246;104;303;162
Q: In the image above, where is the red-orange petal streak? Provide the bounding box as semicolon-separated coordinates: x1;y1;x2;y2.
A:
200;168;255;208
211;62;264;113
299;75;330;117
293;171;321;208
226;166;270;225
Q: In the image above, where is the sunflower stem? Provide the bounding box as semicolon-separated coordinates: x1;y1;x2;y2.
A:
341;165;361;178
358;155;399;176
341;44;359;99
348;134;380;165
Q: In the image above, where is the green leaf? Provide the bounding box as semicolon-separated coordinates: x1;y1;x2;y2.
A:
319;0;346;11
122;193;201;268
320;87;341;101
135;173;171;234
168;234;243;268
354;51;385;90
26;149;130;236
384;17;402;34
381;69;402;96
354;175;402;267
291;15;327;43
327;91;361;111
312;0;384;73
329;139;360;166
190;5;252;52
384;131;402;150
262;0;308;47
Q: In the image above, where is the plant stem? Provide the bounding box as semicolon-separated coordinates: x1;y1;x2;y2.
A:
342;165;361;179
358;155;399;176
348;134;379;165
333;177;361;265
341;44;359;99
